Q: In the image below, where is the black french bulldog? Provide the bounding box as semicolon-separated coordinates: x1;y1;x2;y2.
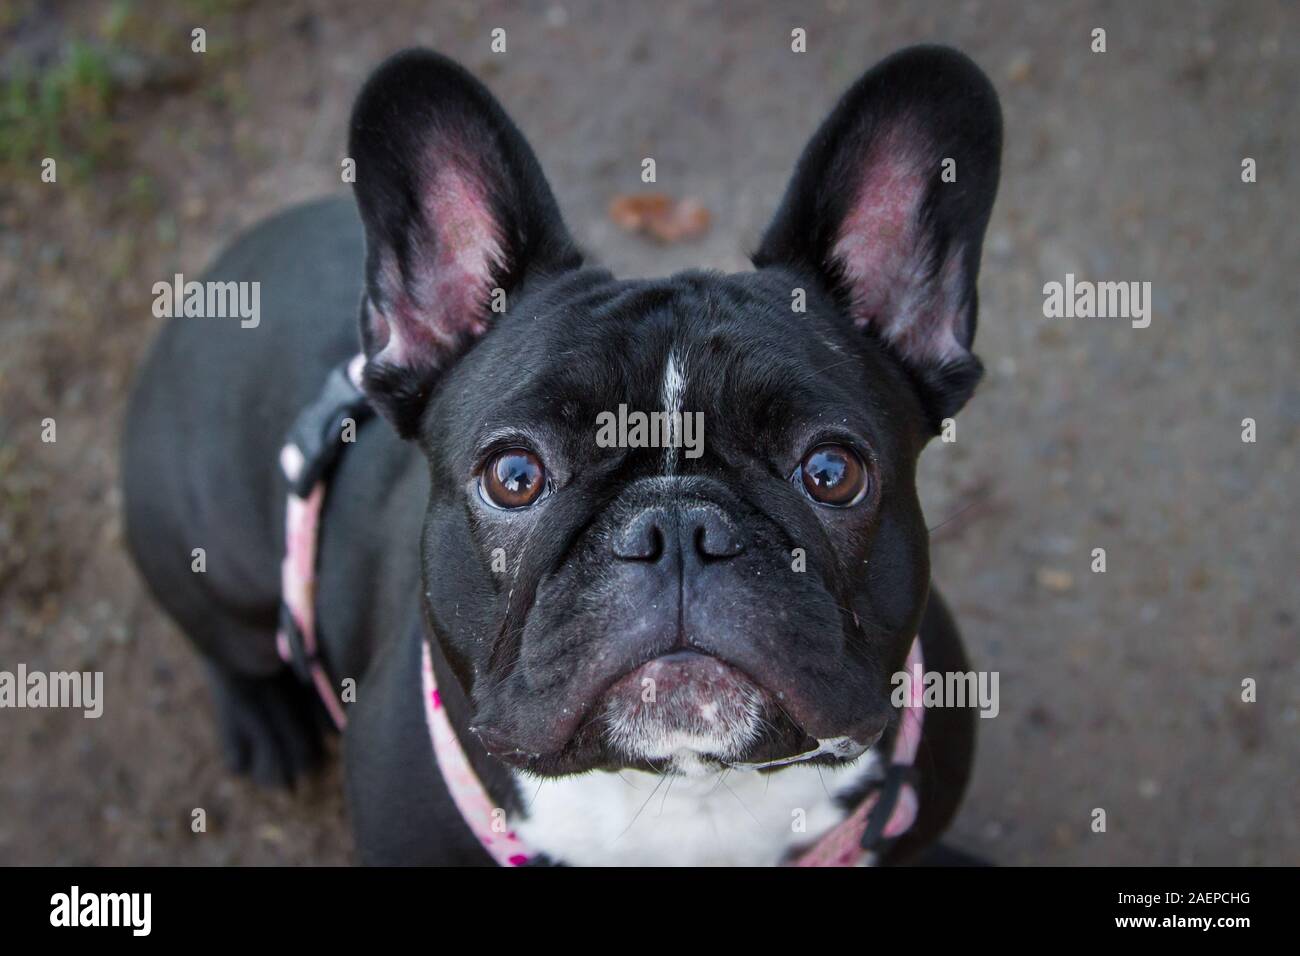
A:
123;44;1001;865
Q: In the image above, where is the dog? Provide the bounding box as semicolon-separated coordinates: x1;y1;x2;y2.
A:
122;44;1002;865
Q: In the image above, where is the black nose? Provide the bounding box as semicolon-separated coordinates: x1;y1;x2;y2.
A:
613;503;744;562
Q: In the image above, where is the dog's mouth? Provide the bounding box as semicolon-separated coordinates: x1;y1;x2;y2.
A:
597;651;769;769
495;650;880;777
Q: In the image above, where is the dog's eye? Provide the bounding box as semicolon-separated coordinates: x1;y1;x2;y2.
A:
797;444;868;507
480;448;546;509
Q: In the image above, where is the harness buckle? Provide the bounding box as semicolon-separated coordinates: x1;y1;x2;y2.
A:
283;361;373;497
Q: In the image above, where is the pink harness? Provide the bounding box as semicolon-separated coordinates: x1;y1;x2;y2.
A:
277;355;925;866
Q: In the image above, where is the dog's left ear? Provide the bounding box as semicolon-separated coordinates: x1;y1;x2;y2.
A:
754;45;1002;428
348;49;581;438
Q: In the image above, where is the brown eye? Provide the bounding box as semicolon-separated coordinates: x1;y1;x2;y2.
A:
480;448;547;509
799;444;868;507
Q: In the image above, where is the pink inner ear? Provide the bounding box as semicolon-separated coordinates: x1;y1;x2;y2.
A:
371;160;505;369
830;129;967;364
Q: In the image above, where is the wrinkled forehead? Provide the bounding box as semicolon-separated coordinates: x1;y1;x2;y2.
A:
435;270;882;460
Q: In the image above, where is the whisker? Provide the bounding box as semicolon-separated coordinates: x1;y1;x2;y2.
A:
720;777;763;829
928;488;994;536
615;773;668;841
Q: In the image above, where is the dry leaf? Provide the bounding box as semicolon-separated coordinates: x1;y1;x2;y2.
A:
608;193;711;243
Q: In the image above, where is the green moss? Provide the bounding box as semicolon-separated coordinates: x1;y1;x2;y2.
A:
0;41;120;177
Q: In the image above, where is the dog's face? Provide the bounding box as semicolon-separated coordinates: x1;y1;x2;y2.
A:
348;47;1001;776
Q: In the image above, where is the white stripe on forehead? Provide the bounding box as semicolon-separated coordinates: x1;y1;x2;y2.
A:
661;350;686;472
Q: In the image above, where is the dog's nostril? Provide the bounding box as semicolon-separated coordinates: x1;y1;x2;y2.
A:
644;526;664;560
613;511;664;561
692;513;743;560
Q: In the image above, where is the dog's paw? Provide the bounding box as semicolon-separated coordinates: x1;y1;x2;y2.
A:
208;667;327;788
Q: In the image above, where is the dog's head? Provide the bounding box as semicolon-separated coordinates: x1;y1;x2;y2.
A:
348;46;1001;776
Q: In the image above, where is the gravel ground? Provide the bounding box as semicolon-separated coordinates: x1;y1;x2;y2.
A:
0;0;1295;865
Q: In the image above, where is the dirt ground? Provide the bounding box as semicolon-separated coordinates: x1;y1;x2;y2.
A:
0;0;1295;866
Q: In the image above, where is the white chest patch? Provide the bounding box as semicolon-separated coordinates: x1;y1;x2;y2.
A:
512;752;881;866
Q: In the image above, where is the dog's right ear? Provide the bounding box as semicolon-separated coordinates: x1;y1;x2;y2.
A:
348;49;581;438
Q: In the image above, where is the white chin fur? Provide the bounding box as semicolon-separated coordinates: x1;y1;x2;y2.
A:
600;683;764;775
